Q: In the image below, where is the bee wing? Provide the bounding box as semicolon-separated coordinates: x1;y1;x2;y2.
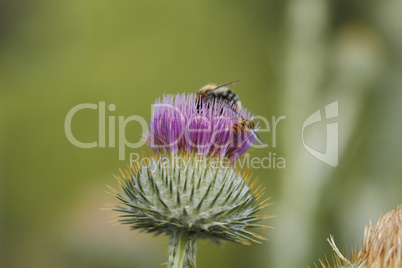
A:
251;130;267;147
213;80;240;91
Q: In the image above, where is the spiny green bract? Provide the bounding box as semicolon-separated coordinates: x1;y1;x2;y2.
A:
110;152;271;245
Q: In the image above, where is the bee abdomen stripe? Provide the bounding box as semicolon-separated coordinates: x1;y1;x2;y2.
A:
232;124;241;133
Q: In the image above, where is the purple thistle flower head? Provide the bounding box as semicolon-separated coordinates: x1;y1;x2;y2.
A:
146;93;257;160
112;93;271;268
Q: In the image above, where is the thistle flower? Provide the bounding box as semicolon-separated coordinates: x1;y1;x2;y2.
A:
109;93;270;268
316;204;402;268
146;93;256;161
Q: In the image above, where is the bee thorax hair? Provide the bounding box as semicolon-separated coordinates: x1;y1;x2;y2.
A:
197;84;241;108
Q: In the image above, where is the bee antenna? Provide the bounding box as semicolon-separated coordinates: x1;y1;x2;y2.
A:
213;80;240;91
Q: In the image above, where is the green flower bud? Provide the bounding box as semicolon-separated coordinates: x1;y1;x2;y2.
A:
110;152;270;267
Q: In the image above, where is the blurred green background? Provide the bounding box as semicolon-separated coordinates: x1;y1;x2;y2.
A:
1;0;402;267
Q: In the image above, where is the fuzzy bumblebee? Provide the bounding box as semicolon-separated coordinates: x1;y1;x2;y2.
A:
195;83;267;147
196;81;242;109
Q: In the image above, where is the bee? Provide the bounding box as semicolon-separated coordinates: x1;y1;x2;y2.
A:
196;81;242;109
231;118;267;147
232;119;255;133
196;81;266;147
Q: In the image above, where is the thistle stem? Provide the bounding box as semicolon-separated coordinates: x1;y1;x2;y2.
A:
168;231;198;268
